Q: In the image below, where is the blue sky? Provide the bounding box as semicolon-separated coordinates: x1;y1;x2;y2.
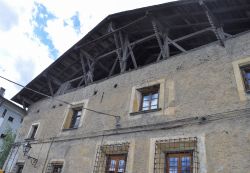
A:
0;0;174;99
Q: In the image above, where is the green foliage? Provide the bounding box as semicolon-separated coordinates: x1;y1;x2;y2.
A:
0;128;15;168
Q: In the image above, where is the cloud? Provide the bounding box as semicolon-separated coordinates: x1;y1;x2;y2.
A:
0;0;54;99
0;0;18;31
32;2;58;58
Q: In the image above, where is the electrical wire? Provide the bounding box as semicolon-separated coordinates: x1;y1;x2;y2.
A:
0;75;119;118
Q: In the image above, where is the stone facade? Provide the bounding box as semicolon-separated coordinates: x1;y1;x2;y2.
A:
4;31;250;173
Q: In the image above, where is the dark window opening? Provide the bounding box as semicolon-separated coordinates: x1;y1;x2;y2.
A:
29;124;38;139
2;109;7;118
8;116;14;122
138;84;160;111
0;133;6;138
69;108;82;129
52;164;63;173
16;164;24;173
240;65;250;92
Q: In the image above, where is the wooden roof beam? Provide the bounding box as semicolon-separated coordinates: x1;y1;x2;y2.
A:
199;0;225;47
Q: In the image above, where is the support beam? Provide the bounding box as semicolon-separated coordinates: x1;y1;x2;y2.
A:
151;19;167;60
79;53;87;85
81;50;109;73
42;73;62;86
109;58;118;77
151;17;186;60
75;14;148;50
47;77;54;96
199;0;225;47
109;22;127;73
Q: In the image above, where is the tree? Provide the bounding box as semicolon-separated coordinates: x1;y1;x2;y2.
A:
0;128;15;168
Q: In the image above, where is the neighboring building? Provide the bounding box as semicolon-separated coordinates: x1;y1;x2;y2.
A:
0;87;26;153
4;0;250;173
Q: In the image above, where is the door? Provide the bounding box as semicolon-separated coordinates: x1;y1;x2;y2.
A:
106;154;127;173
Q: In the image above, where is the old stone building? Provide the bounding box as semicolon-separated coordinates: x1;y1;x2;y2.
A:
3;0;250;173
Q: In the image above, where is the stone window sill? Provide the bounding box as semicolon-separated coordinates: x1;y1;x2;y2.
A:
130;108;162;116
62;127;78;131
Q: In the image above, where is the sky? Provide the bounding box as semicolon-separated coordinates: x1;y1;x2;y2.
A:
0;0;174;100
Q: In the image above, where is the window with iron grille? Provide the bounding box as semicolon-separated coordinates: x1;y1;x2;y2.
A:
240;65;250;92
154;137;198;173
93;142;129;173
45;161;64;173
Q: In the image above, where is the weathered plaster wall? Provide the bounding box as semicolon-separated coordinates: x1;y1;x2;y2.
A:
9;31;250;173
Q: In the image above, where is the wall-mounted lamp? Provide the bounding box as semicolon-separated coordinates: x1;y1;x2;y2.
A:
23;142;38;166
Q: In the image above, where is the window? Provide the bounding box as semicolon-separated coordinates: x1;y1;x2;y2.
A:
0;133;6;138
63;106;83;130
51;163;63;173
166;151;193;173
106;155;127;173
8;116;14;122
154;137;198;173
240;65;250;92
2;109;7;118
16;163;24;173
93;143;129;173
129;79;165;115
45;161;64;173
28;124;38;139
70;108;82;128
139;85;159;111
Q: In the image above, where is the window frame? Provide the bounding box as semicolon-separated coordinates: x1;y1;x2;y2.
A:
15;162;24;173
140;88;159;111
8;116;14;122
240;65;250;93
51;163;63;173
165;151;193;173
62;100;88;131
2;109;7;118
129;79;165;116
105;154;127;173
69;107;82;129
27;123;39;140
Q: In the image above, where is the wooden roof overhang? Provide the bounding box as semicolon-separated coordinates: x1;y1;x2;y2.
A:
12;0;250;107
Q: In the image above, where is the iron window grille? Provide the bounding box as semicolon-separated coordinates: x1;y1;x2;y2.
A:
154;137;198;173
93;142;129;173
45;162;64;173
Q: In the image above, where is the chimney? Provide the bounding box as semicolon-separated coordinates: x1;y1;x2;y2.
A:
0;87;5;97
